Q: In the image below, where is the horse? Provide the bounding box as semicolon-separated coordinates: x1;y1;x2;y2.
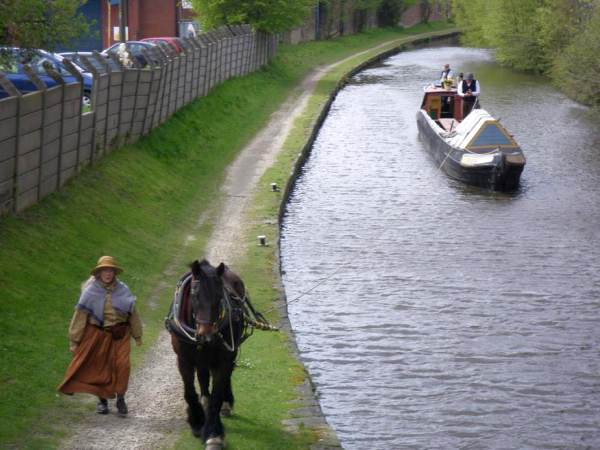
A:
166;259;248;448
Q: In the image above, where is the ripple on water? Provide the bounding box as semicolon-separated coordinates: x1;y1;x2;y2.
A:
281;45;600;449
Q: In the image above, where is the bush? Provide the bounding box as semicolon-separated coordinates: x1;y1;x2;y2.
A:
552;5;600;107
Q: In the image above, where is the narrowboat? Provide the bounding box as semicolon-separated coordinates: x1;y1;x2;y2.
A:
416;84;526;191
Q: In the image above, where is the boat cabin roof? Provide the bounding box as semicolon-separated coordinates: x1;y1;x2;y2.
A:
449;109;519;151
423;85;456;95
420;84;519;151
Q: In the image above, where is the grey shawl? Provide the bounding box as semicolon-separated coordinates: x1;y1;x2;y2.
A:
76;279;136;325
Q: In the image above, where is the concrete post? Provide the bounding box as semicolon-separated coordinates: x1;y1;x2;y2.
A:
148;46;168;129
200;34;212;91
60;58;86;172
186;38;200;101
105;53;125;151
181;39;195;104
0;75;20;215
194;36;209;97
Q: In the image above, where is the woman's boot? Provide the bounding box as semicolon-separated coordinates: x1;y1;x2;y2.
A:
96;398;109;414
116;394;128;416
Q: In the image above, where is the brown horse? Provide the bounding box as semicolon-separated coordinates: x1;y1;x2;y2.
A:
166;259;247;447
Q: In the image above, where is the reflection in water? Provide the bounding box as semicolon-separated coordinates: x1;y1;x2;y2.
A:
281;46;600;449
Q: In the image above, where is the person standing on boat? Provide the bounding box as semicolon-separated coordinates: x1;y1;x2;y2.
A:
58;256;143;416
458;73;480;117
440;63;455;87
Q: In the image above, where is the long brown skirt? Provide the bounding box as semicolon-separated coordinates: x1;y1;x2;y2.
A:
58;323;131;399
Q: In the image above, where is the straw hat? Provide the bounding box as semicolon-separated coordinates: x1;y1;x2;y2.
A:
91;255;123;275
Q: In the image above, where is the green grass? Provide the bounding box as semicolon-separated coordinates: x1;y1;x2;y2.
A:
0;23;456;449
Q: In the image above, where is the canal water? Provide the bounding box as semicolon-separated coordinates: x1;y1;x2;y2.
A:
280;45;600;449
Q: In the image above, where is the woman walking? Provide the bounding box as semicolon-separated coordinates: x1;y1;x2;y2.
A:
58;256;143;416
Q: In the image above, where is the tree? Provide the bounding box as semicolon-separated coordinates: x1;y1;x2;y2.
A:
453;0;546;71
0;0;92;51
535;0;595;71
420;0;432;23
552;2;600;106
190;0;317;33
451;0;490;46
484;0;546;72
377;0;406;26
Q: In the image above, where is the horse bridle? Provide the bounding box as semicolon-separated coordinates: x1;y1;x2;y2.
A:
190;278;238;352
168;272;277;351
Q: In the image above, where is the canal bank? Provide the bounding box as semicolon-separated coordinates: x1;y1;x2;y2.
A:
0;25;459;449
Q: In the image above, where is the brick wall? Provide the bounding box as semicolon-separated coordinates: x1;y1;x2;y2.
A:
137;0;177;39
400;3;445;28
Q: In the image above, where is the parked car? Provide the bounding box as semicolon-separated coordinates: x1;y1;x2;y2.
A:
0;48;93;107
57;51;96;73
101;41;160;68
141;37;185;54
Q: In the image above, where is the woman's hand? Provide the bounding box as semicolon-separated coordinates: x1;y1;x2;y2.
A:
69;342;78;353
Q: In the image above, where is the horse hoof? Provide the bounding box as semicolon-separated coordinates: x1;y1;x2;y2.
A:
192;426;203;438
220;402;233;417
206;436;224;449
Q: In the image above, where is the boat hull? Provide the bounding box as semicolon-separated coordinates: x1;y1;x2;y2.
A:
416;111;524;191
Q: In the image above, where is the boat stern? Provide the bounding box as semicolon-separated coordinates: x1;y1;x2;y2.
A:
497;152;526;190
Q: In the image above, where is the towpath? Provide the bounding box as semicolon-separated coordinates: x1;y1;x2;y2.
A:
60;32;446;449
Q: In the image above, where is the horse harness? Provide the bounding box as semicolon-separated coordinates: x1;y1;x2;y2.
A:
165;272;277;352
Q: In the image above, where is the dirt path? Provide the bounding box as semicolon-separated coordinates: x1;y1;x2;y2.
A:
60;36;413;450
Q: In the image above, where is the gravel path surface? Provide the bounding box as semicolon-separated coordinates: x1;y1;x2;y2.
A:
60;39;402;450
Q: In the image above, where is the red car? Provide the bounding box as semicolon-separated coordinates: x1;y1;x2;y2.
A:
140;37;184;53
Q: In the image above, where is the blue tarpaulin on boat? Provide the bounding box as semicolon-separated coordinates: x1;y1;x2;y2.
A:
450;109;519;151
468;124;515;149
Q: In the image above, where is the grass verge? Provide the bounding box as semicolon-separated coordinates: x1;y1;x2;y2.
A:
0;22;456;449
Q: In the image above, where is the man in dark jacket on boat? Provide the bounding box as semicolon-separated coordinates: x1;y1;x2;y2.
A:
458;73;480;118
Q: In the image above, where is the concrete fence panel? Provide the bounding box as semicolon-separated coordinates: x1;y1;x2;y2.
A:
168;55;180;118
0;27;280;217
202;34;213;92
152;49;169;128
105;70;124;151
163;50;177;122
118;69;140;144
175;52;187;111
215;31;225;85
191;39;204;99
39;86;63;200
58;82;83;187
225;29;234;80
183;40;197;104
0;96;18;214
207;34;218;91
195;37;209;97
78;111;95;167
130;69;153;141
232;26;242;77
142;64;163;135
91;73;109;161
15;91;44;211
